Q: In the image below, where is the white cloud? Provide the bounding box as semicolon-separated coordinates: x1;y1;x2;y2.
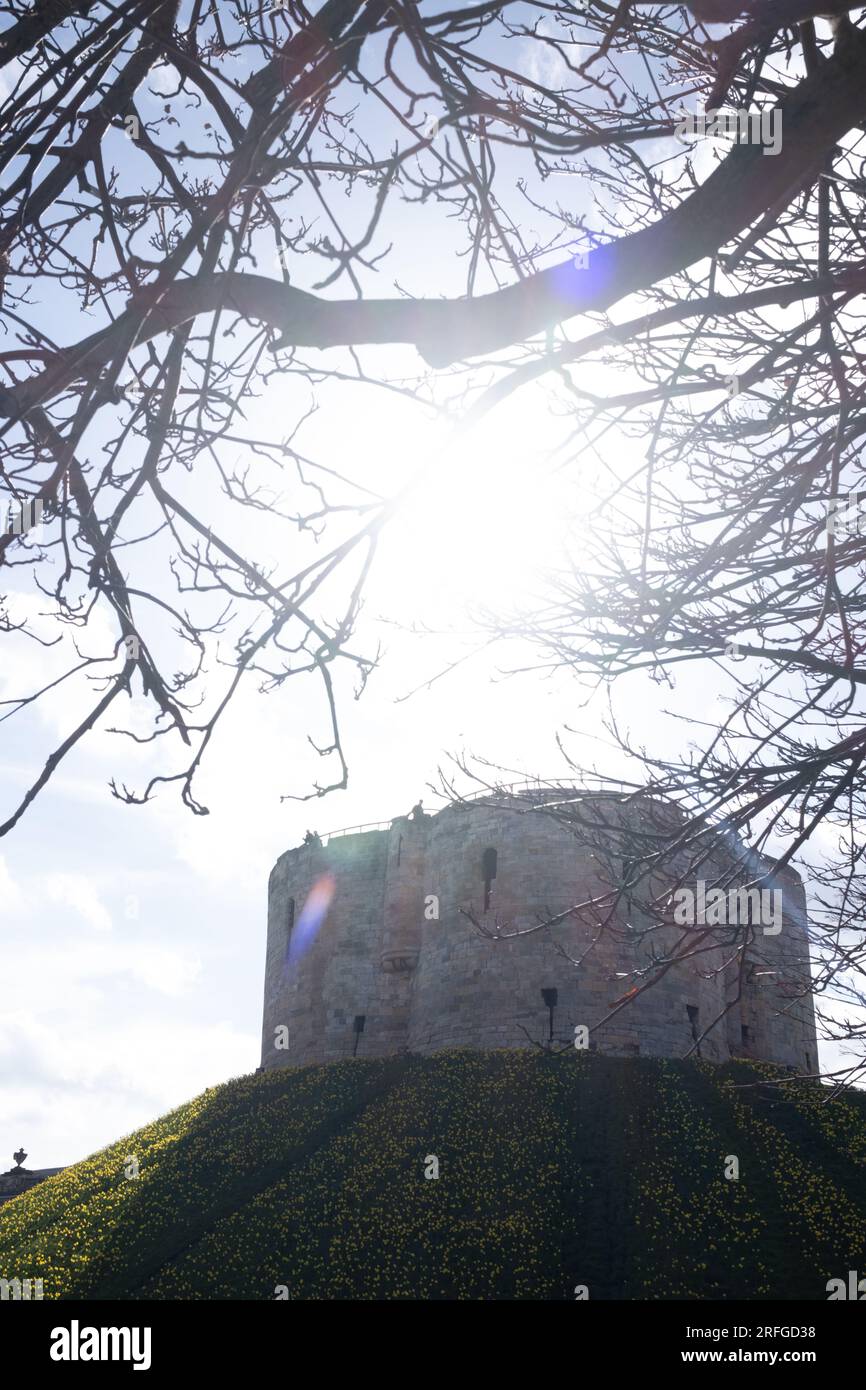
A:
145;60;180;98
525;21;572;91
0;854;27;915
0;1012;254;1166
45;873;113;933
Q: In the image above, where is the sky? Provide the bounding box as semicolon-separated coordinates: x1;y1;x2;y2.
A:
0;5;850;1172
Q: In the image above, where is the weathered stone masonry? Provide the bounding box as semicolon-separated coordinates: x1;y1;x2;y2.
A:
261;791;818;1070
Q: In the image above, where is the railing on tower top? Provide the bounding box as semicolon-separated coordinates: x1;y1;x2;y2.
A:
456;777;638;802
321;819;394;844
319;778;641;844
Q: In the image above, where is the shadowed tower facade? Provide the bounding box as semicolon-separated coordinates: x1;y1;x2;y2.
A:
261;789;818;1071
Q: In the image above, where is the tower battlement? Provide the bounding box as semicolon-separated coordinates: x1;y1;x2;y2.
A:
261;790;817;1070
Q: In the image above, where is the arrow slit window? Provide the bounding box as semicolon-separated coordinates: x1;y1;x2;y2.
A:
482;848;497;912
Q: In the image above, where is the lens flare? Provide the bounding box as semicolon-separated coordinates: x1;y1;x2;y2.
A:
285;872;336;970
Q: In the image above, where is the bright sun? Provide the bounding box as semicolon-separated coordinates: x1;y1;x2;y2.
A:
366;385;584;631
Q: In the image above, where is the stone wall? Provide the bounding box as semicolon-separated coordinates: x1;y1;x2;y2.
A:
260;792;818;1071
0;1168;64;1209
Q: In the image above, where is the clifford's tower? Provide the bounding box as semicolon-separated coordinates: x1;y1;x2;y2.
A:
261;786;818;1071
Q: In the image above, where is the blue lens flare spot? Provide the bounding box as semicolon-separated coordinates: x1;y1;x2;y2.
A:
285;872;336;970
549;246;613;308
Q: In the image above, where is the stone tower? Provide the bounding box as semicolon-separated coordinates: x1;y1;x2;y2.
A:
261;787;818;1071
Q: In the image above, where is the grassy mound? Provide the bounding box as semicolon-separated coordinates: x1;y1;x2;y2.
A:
2;1052;865;1300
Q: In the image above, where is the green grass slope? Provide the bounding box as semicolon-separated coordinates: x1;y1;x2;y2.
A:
2;1052;866;1300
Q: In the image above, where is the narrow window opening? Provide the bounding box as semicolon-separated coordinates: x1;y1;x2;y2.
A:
287;897;295;939
396;834;403;867
352;1014;366;1057
621;854;637;912
741;1024;750;1048
618;825;641;914
686;1004;701;1055
805;1051;812;1072
541;987;558;1045
482;847;498;912
622;857;636;910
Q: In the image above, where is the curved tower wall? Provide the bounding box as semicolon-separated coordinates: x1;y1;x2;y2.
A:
404;801;732;1060
260;796;818;1071
725;863;818;1070
262;829;400;1068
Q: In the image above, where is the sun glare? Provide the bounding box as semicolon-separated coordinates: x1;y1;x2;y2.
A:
368;392;579;629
